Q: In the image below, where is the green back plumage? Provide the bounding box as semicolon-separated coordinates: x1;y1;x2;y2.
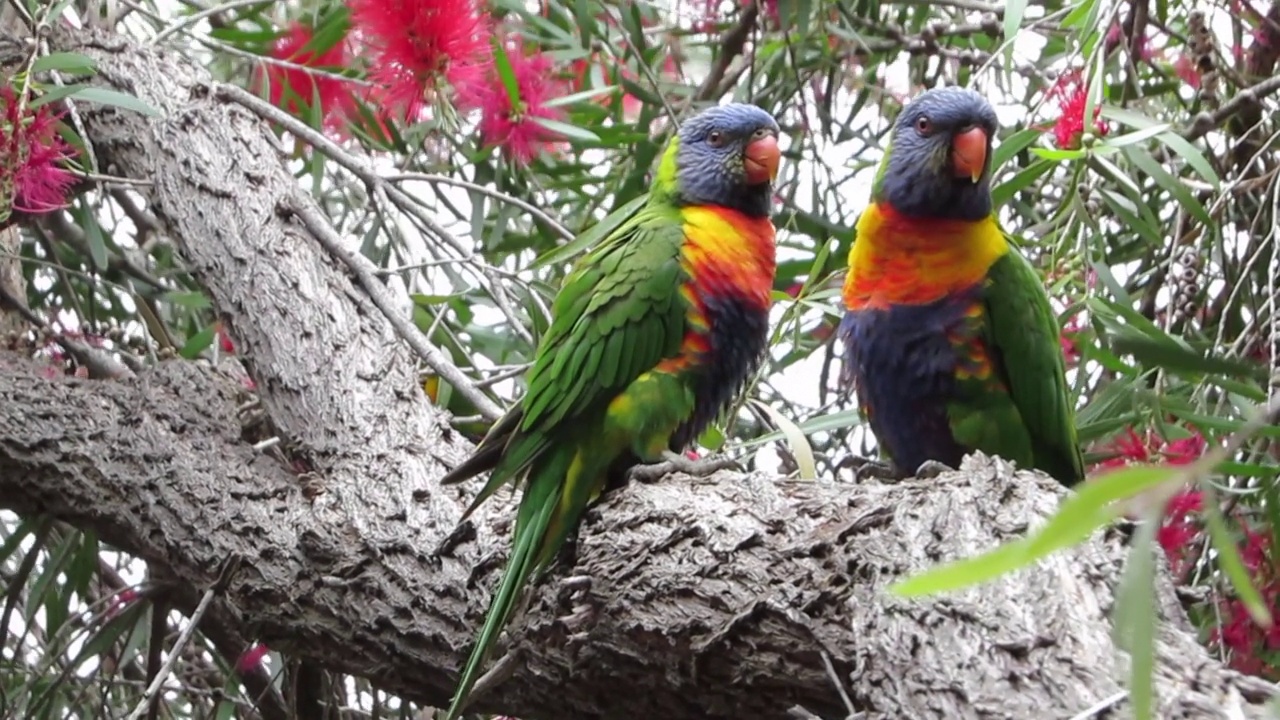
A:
941;235;1084;487
442;197;693;719
980;249;1084;484
441;102;782;719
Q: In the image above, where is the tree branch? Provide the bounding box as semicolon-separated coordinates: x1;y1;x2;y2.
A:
0;352;1275;719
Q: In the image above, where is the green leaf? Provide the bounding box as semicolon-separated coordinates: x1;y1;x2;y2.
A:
27;82;89;108
70;598;148;667
491;38;523;113
750;400;817;480
25;530;78;626
1107;333;1267;381
1100;107;1220;185
162;291;212;310
1113;514;1158;720
1100;123;1172;149
1031;147;1087;161
1122;146;1212;226
1203;491;1273;627
1027;464;1181;556
992;159;1054;208
991;127;1042;172
543;85;620;108
530;116;602;144
739;409;863;448
891;465;1181;597
698;423;726;452
31;52;97;74
58;86;162;117
889;534;1044;598
1002;0;1028;59
179;324;218;359
80;204;109;271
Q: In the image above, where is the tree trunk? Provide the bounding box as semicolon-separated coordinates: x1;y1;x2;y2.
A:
0;26;1274;720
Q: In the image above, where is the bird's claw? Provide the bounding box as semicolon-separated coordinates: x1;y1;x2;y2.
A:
628;451;741;483
913;460;954;479
845;456;899;482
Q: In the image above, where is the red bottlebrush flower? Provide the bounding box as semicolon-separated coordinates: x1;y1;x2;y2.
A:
685;450;700;460
1157;490;1203;575
1046;70;1109;150
463;38;567;165
1098;426;1149;469
1060;315;1084;364
256;22;353;128
1241;527;1269;575
348;0;491;119
1059;334;1078;362
1173;55;1201;89
236;643;271;674
1161;431;1206;465
216;324;236;354
107;588;139;618
1;87;77;214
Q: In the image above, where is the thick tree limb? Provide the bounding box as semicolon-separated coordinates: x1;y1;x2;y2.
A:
1;356;1275;719
0;24;1276;720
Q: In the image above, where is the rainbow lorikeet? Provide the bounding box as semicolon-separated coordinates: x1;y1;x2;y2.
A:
441;103;782;718
838;87;1084;486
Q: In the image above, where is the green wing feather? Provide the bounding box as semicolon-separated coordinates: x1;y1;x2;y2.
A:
981;249;1085;485
442;201;693;719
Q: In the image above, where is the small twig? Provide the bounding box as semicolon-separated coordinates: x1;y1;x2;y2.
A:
0;282;135;379
285;197;504;422
694;1;759;103
462;651;520;710
885;0;1002;12
820;650;860;720
1065;690;1128;720
3;0;34;29
1185;75;1280;141
150;0;277;45
384;172;573;243
123;559;240;720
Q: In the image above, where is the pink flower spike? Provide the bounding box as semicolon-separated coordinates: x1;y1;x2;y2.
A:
1046;70;1109;150
258;21;354;130
236;643;271;674
465;37;568;165
348;0;491;119
2;87;77;214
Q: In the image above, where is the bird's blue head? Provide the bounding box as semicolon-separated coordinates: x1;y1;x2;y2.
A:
656;103;782;218
873;86;1000;222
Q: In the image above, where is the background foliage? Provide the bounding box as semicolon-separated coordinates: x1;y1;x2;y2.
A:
2;0;1279;716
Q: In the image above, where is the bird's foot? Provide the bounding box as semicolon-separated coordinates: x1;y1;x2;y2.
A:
913;460;954;479
844;456;899;483
628;451;741;483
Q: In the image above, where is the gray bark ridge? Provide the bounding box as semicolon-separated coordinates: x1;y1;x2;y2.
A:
0;25;1273;720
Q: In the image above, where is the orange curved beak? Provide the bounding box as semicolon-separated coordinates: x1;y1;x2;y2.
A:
744;134;781;184
951;126;988;183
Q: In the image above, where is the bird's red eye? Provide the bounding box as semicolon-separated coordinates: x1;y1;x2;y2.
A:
915;116;933;135
707;131;725;147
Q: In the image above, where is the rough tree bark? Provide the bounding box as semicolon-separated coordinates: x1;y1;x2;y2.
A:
0;25;1275;720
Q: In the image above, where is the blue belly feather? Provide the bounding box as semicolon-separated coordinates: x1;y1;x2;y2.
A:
838;286;985;474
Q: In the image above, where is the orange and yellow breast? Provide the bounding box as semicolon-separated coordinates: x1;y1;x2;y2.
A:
842;203;1008;310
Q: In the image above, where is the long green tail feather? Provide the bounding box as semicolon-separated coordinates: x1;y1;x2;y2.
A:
443;456;566;720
